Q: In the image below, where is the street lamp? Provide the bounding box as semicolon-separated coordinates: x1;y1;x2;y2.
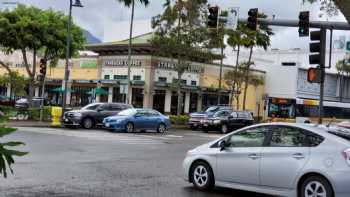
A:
62;0;83;112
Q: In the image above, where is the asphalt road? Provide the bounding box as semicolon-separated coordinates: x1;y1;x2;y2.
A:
0;127;271;197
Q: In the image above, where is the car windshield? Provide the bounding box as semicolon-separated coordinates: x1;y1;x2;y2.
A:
205;106;219;113
82;103;101;110
118;109;137;116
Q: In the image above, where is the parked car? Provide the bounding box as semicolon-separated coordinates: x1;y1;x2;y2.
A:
0;95;15;106
62;103;133;129
189;105;232;130
183;122;350;197
14;97;48;109
103;108;171;133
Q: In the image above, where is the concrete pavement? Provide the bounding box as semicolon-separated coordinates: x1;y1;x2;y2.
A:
0;127;269;197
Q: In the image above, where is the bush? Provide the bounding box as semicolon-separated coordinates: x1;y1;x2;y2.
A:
169;115;190;125
0;105;52;122
27;106;52;121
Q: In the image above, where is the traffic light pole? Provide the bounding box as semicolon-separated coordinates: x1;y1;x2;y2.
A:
318;28;327;124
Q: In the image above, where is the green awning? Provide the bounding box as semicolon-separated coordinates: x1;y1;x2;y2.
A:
87;88;109;95
50;87;75;93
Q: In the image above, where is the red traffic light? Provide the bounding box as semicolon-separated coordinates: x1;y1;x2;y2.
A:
39;59;47;76
208;6;219;28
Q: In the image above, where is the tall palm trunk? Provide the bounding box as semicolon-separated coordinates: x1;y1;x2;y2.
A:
242;46;253;111
176;72;183;121
232;45;241;109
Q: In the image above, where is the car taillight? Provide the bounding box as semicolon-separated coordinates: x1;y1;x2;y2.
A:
342;148;350;166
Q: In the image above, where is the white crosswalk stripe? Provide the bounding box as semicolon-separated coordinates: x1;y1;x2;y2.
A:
16;127;165;145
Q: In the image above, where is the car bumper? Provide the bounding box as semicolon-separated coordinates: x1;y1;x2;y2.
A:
62;117;82;126
328;171;350;195
182;157;192;182
104;122;125;131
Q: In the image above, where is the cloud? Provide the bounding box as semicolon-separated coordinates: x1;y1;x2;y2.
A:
2;0;348;49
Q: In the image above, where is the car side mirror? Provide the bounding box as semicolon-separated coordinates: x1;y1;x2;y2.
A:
218;140;228;151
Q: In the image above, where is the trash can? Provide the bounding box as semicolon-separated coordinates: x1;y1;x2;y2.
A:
51;107;62;126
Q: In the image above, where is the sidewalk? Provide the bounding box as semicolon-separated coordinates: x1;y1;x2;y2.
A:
6;120;56;128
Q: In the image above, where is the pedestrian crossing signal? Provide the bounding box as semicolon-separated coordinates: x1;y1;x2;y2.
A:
307;68;322;83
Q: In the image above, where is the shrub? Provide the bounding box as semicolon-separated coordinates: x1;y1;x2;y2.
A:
169;115;190;125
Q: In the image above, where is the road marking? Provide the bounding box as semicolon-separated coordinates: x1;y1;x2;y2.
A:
16;127;165;145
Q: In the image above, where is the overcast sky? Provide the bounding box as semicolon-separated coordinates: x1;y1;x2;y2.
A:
1;0;348;49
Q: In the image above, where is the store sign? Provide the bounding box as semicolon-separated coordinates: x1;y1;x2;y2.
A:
103;59;142;67
157;61;204;73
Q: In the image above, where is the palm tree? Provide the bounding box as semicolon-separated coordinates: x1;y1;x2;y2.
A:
241;13;273;110
118;0;150;104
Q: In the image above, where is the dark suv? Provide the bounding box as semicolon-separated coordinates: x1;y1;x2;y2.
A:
189;105;232;130
201;110;254;134
62;103;133;129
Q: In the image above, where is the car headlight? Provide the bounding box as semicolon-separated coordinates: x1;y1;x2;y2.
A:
213;120;221;124
73;113;82;117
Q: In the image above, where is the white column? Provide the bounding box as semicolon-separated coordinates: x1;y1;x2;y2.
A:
164;90;172;113
35;87;40;97
108;87;113;103
184;92;190;114
6;84;11;98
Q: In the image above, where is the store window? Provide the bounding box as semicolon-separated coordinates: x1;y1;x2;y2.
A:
158;77;167;83
114;75;127;80
153;90;166;113
104;75;110;80
191;81;197;86
133;75;141;81
132;88;143;108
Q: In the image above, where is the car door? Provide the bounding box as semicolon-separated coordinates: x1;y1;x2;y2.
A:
133;110;150;130
259;126;311;189
147;110;161;129
216;126;269;185
96;104;114;123
226;112;241;129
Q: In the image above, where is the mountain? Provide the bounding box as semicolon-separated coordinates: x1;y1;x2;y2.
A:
83;29;101;44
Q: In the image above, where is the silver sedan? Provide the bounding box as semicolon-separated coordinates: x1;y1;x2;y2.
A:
183;122;350;197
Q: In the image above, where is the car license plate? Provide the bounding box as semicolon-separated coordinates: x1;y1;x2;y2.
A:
105;123;110;127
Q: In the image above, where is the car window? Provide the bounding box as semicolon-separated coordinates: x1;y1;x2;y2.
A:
148;110;160;116
230;112;238;118
82;103;101;110
136;110;148;117
214;110;231;118
110;104;122;111
269;126;309;147
227;127;268;148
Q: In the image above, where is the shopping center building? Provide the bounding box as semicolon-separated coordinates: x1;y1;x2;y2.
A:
0;34;266;117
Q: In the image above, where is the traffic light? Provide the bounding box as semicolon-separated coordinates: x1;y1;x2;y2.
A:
39;59;47;77
307;67;322;83
309;31;321;65
298;11;310;37
208;6;219;29
247;8;258;31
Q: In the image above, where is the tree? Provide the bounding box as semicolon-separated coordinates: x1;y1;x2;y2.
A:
305;0;350;24
151;0;215;117
0;71;27;98
224;64;246;109
117;0;149;6
0;5;85;105
0;126;27;178
240;13;273;111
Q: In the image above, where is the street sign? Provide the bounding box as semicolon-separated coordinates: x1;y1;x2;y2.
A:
347;41;350;51
120;84;128;94
226;7;239;30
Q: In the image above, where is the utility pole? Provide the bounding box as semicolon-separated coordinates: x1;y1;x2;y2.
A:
318;28;327;124
126;0;135;105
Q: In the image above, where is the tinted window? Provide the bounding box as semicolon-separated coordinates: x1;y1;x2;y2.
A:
214;110;231;118
136;110;148;117
227;127;268;147
82;103;101;110
148;110;160;116
110;104;122;111
269;126;313;147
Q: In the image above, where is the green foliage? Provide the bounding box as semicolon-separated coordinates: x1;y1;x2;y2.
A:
0;126;27;178
169;115;189;125
27;107;52;121
336;59;350;76
118;0;149;7
0;71;27;97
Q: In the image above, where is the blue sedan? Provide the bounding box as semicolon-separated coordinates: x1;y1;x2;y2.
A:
103;108;171;133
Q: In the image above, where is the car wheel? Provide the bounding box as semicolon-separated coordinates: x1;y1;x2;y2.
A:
157;123;167;133
191;161;214;191
82;118;94;129
125;122;134;133
300;176;333;197
220;124;229;134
